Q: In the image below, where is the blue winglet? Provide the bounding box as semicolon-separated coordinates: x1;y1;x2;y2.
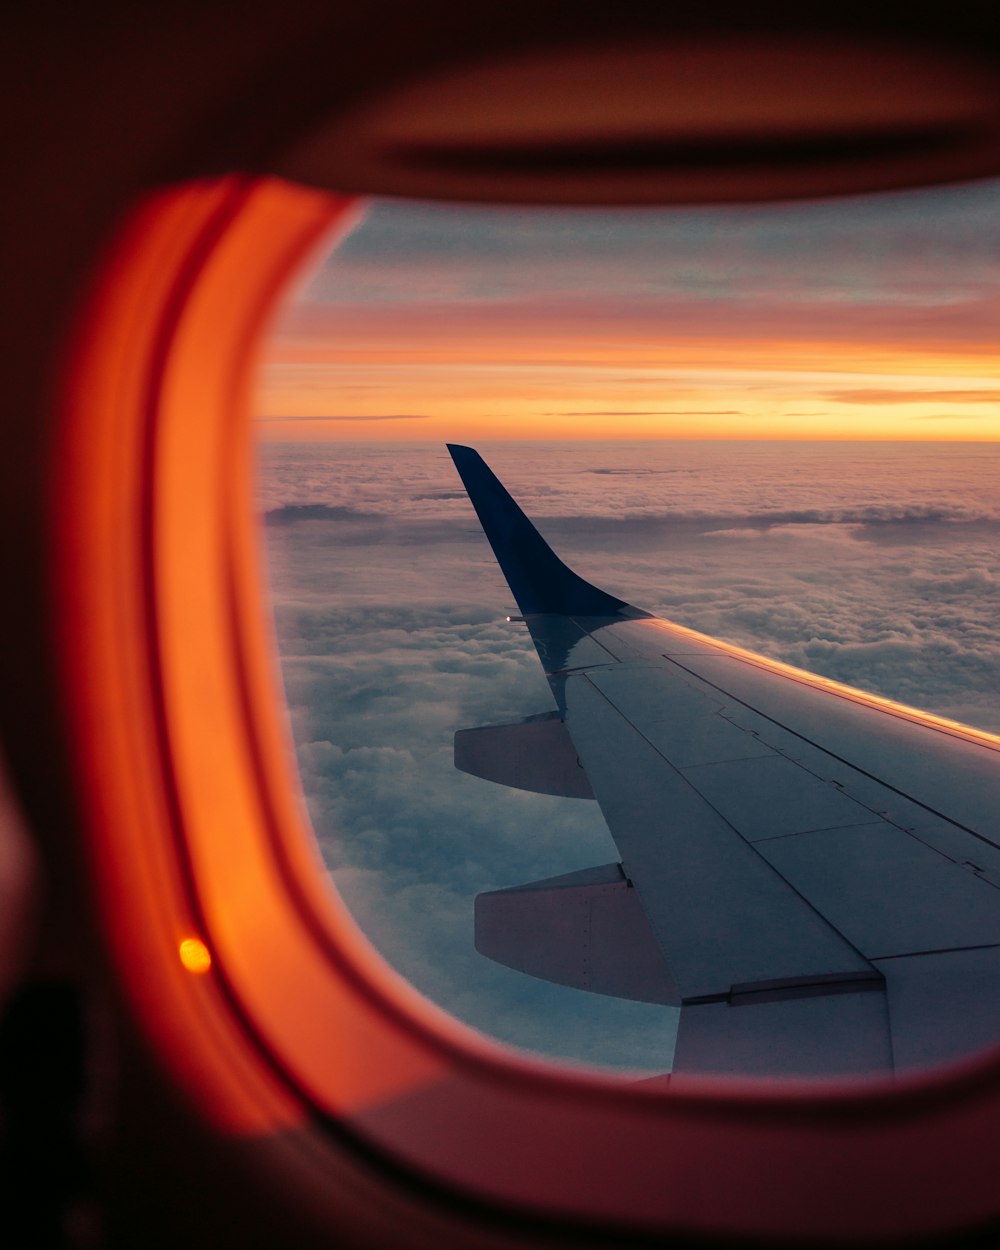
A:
447;445;635;617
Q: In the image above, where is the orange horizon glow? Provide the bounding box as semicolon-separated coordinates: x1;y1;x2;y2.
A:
254;193;1000;444
256;310;1000;442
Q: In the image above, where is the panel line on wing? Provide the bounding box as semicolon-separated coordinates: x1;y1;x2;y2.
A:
664;652;1000;853
746;820;893;846
870;941;1000;962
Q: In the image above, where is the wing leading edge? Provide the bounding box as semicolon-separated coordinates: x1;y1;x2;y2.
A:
449;445;1000;1079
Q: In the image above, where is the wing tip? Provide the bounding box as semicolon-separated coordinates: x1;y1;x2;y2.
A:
447;441;640;619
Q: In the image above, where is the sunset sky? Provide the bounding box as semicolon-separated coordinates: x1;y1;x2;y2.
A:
257;180;1000;443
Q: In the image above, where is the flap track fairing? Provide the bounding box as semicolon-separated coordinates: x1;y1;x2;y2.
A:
454;711;594;799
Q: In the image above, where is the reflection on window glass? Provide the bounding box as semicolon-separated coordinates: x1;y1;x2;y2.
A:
256;184;1000;1076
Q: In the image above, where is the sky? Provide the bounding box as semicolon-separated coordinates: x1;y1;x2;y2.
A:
256;181;1000;443
254;185;1000;1075
258;439;1000;1075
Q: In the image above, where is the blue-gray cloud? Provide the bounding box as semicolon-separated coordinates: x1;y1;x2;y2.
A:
292;182;1000;313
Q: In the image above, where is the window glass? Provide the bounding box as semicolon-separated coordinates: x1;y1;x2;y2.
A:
257;184;1000;1074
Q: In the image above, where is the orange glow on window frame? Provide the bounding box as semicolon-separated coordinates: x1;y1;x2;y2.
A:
179;936;213;974
50;174;1000;1243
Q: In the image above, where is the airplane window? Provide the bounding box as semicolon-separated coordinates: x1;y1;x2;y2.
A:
256;182;1000;1079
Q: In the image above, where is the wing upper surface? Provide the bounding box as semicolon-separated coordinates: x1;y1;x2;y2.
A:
564;667;877;999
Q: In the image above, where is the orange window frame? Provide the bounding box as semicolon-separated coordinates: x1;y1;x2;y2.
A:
51;172;1000;1243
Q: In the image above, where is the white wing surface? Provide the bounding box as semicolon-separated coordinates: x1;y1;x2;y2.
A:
449;445;1000;1079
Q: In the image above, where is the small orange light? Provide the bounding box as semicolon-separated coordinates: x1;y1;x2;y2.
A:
179;936;212;974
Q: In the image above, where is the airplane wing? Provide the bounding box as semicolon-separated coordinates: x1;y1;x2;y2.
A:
448;444;1000;1079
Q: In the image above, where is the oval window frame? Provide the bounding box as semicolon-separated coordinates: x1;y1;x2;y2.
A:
50;171;1000;1244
